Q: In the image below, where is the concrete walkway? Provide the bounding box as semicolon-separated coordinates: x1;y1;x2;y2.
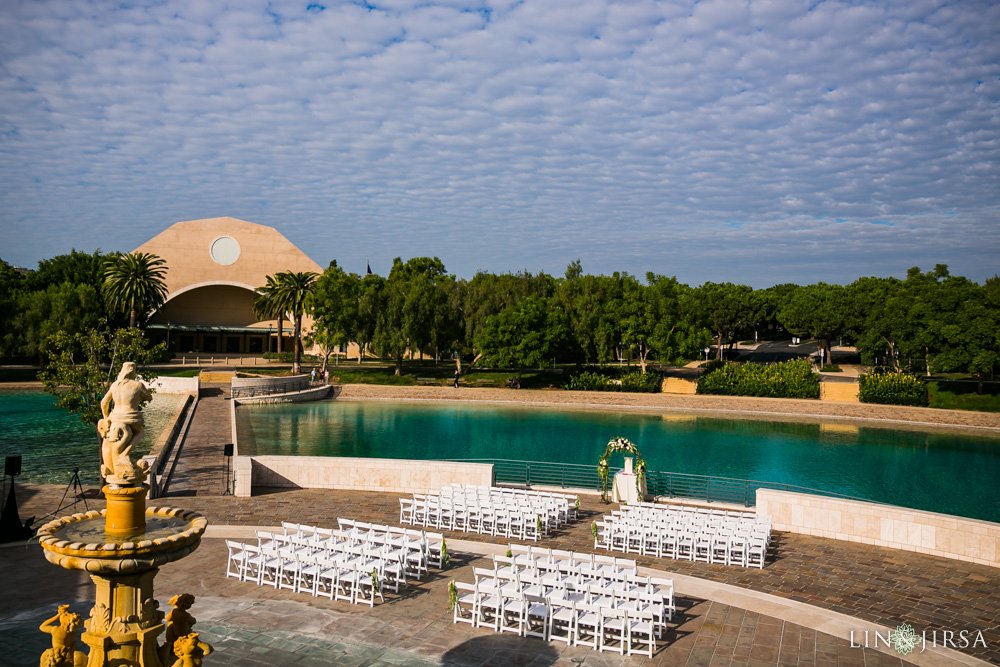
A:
164;383;232;496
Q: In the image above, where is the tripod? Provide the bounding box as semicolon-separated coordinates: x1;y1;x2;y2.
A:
46;468;89;520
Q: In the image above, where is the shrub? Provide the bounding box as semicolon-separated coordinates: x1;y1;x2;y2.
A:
564;369;660;393
697;359;820;399
859;371;928;407
564;370;610;391
701;359;727;373
820;364;842;373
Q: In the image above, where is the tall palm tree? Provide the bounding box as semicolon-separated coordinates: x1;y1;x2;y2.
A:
260;271;318;373
253;275;285;354
102;252;169;328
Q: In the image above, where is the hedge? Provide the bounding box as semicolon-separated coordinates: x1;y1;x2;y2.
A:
858;371;928;407
697;359;820;399
564;369;661;393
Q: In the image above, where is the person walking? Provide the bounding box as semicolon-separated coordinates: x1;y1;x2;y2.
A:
453;369;460;388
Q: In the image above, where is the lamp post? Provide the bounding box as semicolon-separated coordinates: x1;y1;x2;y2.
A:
166;322;171;352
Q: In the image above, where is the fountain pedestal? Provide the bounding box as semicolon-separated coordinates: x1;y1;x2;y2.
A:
36;491;208;667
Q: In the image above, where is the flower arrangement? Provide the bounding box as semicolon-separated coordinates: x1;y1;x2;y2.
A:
440;538;449;567
371;568;380;595
590;521;598;539
596;436;647;502
448;580;458;610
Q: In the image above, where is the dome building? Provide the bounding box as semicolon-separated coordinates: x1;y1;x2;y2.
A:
136;217;323;356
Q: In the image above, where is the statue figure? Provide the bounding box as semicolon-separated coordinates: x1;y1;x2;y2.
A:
39;604;87;667
159;593;196;665
169;633;213;667
98;361;152;486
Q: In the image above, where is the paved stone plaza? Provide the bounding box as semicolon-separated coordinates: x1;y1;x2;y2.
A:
2;384;997;665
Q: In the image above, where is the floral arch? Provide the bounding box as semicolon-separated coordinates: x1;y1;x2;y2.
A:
596;436;647;502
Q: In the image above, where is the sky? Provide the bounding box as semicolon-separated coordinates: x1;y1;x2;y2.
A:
1;0;998;288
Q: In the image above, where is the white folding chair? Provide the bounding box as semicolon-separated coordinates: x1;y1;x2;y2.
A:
225;540;247;580
453;581;478;626
547;597;576;645
627;608;657;657
573;602;601;650
600;606;627;655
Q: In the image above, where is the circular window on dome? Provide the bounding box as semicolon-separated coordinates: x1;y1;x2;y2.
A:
209;236;241;266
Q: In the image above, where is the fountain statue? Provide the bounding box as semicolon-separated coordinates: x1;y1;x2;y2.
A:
35;361;210;667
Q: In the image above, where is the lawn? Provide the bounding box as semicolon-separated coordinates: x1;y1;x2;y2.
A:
928;380;1000;412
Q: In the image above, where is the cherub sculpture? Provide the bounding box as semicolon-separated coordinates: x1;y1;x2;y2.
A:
39;604;86;667
170;633;213;667
159;593;196;665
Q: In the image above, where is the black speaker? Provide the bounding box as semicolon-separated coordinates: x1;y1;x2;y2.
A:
223;444;234;457
4;455;21;477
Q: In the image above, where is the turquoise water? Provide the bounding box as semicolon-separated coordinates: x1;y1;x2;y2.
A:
236;400;1000;523
0;390;185;485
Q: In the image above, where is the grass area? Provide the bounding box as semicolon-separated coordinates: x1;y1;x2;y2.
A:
325;364;566;389
156;368;202;377
928;380;1000;412
820;364;842;372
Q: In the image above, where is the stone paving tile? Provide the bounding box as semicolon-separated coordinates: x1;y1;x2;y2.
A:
1;537;910;667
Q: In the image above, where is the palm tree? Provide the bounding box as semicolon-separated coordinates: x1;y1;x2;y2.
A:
253;275;285;354
260;271;317;373
102;252;169;328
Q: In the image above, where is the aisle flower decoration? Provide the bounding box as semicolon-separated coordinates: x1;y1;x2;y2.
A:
448;580;458;610
440;538;449;567
596;436;647;502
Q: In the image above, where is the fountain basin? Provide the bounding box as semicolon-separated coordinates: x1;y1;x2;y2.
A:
36;507;207;575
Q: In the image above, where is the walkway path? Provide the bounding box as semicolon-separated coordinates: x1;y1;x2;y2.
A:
163;382;231;496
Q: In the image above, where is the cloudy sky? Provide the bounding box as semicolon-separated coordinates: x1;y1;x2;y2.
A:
1;0;997;287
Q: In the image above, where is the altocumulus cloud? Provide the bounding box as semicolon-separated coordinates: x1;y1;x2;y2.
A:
0;0;998;285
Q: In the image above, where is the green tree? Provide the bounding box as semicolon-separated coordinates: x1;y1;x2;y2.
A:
38;327;165;429
779;283;849;367
27;249;108;293
375;257;455;374
102;252;169;328
693;282;755;360
269;271;318;373
253;275;286;354
9;282;104;360
475;295;571;368
355;273;386;364
310;261;361;366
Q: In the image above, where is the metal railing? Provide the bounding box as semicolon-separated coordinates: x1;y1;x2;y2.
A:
444;458;871;508
231;377;310;399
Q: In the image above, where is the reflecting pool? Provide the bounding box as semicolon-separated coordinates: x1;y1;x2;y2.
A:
236;399;1000;523
0;390;186;485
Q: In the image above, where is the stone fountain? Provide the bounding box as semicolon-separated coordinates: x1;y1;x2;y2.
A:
34;362;212;667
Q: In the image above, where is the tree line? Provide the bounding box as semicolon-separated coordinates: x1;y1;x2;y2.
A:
2;251;997;383
309;259;999;382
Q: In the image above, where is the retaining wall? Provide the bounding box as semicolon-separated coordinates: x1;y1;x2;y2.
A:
756;489;1000;568
819;381;859;402
144;375;199;394
234;455;493;497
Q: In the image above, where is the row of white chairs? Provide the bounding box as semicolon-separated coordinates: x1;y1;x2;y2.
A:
225;519;445;606
452;554;672;656
491;547;674;626
400;486;578;540
440;484;579;524
596;506;770;568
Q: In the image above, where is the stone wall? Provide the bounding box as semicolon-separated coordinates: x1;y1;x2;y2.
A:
661;377;698;394
819;381;859;402
234;455;493;497
756;489;999;568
